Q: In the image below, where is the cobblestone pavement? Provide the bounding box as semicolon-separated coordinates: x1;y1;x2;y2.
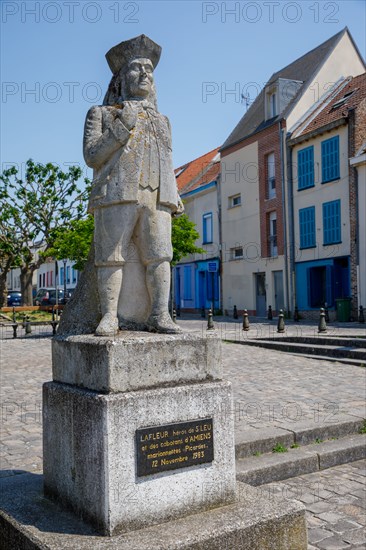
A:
0;322;365;549
262;460;366;550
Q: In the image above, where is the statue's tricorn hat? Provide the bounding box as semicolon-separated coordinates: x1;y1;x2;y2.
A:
105;34;162;75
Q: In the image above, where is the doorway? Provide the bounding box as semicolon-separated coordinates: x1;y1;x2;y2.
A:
255;272;267;316
273;270;284;312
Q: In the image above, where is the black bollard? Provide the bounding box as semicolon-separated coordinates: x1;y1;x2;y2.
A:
318;308;327;333
294;306;299;322
324;304;329;323
359;305;364;323
268;305;273;320
207;308;214;330
233;305;238;319
242;309;250;331
277;309;285;333
172;309;177;323
201;306;206;318
12;306;16;323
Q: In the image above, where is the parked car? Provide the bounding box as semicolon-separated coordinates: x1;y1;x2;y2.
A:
33;288;72;306
7;291;22;307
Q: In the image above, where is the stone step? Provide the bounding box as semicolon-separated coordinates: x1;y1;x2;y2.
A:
289;352;366;367
232;339;366;363
235;417;366;458
257;336;366;348
236;434;366;486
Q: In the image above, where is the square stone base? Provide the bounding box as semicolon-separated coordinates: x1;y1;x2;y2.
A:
52;331;222;393
0;473;308;549
43;379;237;536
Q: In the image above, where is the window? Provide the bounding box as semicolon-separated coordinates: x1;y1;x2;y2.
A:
269;211;277;257
230;247;243;260
72;268;77;283
60;267;64;285
183;266;192;300
298;146;314;190
323;200;341;245
270;92;277;117
321;136;339;183
202;213;213;244
299;206;316;249
229;194;241;208
267;152;276;199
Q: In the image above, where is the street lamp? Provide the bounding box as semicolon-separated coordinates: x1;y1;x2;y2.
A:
62;259;67;304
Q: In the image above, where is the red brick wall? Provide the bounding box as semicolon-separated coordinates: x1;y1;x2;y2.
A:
349;98;366;316
257;123;284;257
221;120;286;259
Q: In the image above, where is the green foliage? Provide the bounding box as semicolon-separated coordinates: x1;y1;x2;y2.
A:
45;215;94;271
359;421;366;434
0;160;90;303
290;443;300;449
171;213;204;266
315;438;323;444
272;443;288;453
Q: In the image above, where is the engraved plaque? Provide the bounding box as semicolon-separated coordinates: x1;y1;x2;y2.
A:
136;418;214;477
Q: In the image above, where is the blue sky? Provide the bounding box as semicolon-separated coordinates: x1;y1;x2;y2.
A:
1;1;365;181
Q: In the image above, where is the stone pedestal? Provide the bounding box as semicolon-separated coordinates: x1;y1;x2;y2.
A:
43;332;237;536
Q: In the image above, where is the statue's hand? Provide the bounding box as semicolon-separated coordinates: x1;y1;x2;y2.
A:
118;103;138;131
103;107;131;145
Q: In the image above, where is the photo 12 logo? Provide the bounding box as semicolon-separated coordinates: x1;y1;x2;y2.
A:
201;2;340;24
2;81;103;104
2;1;140;24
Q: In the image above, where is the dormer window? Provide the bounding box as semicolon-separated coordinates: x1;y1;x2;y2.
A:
265;84;278;120
270;92;277;117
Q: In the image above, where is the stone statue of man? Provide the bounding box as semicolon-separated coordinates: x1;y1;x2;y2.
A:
83;35;183;336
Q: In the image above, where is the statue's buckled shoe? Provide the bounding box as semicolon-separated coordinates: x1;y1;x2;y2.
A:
147;313;181;334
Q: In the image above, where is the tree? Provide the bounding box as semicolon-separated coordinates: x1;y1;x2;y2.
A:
46;215;94;271
0;160;90;305
171;213;204;265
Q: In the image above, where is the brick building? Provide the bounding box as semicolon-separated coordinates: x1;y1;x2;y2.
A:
219;28;365;317
289;73;366;319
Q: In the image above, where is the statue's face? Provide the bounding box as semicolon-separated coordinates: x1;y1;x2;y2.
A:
125;57;154;98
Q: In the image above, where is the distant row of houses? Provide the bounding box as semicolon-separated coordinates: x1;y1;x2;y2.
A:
173;28;366;320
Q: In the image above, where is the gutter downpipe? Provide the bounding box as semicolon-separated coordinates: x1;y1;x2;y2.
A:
286;134;295;314
216;173;224;313
279;122;291;316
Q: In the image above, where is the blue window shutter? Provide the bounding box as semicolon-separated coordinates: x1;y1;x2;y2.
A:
203;216;207;243
322;136;339;183
299;206;315;248
298;146;314;190
203;213;213;244
323;200;341;245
